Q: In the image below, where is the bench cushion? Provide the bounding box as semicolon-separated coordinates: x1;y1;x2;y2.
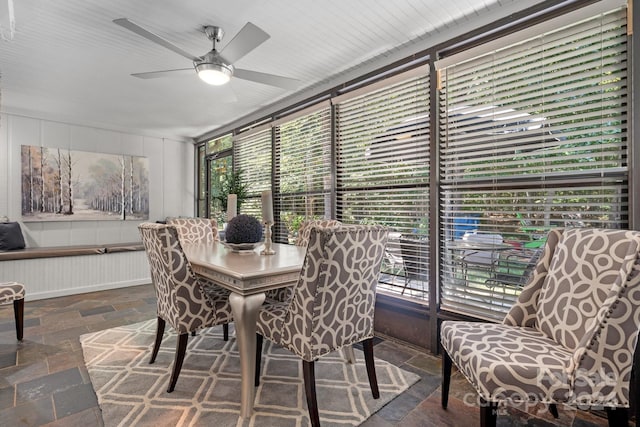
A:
104;243;145;253
0;242;143;261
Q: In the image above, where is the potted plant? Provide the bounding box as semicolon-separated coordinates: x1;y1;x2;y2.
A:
212;168;249;213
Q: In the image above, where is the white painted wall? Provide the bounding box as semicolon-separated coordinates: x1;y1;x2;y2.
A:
0;112;196;299
0;112;194;245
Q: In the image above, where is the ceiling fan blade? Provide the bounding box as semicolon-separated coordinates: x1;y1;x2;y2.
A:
132;68;194;79
220;22;270;64
113;18;200;62
234;69;301;90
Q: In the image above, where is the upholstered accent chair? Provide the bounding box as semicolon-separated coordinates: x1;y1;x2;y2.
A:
166;216;229;339
0;281;25;341
441;228;640;427
255;224;388;427
138;223;233;393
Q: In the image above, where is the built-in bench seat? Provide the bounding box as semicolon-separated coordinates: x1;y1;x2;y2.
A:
0;241;150;301
0;242;144;261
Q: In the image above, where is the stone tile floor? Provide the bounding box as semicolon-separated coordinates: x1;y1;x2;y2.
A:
0;284;621;426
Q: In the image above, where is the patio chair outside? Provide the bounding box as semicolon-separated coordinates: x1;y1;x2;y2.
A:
399;235;428;294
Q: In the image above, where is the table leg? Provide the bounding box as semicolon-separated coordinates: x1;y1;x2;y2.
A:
229;291;266;419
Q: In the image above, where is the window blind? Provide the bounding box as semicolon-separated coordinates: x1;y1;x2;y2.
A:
233;127;272;219
336;69;430;301
438;6;629;320
273;104;332;244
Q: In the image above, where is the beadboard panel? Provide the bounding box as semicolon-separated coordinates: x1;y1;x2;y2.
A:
0;114;7;217
0;251;151;301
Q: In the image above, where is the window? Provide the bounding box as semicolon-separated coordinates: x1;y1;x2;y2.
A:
202;134;234;224
233;127;272;218
208;134;233;153
335;67;430;300
196;144;207;217
437;2;629;320
273;103;332;243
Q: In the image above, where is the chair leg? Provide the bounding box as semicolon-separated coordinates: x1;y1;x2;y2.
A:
150;317;165;364
223;323;229;341
548;403;559;418
605;407;628;427
480;398;497;427
303;360;320;427
362;338;379;399
442;350;452;409
255;333;263;387
167;333;188;393
13;298;24;341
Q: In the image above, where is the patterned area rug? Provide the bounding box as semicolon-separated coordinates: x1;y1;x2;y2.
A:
80;319;420;427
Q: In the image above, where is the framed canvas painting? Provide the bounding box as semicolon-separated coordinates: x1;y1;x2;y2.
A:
21;145;149;222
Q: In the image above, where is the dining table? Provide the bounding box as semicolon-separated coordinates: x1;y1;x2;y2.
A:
182;241;306;418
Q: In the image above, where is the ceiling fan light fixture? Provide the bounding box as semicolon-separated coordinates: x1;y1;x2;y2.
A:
115;19;297;89
196;62;232;85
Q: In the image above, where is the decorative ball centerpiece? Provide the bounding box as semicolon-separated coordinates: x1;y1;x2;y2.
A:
225;214;263;243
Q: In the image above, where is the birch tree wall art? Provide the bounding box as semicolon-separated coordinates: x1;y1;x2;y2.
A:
21;145;149;221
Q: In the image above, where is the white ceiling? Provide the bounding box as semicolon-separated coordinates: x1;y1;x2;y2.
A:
0;0;544;142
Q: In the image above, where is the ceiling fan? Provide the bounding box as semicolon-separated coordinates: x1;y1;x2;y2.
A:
113;18;300;90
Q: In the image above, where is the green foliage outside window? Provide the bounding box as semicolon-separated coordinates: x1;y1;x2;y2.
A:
211;168;249;212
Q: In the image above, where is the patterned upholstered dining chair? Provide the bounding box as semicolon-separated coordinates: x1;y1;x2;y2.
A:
255;224;388;427
295;219;342;247
138;223;234;393
265;219;343;304
166;216;229;339
441;228;640;427
166;217;219;243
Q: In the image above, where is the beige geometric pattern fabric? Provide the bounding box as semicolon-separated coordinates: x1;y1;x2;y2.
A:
0;281;25;305
165;217;230;304
166;217;219;244
441;227;640;408
441;321;574;403
536;228;639;351
80;319;419;427
258;224;388;361
138;223;232;335
265;219;342;303
295;219;342;247
502;229;563;328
